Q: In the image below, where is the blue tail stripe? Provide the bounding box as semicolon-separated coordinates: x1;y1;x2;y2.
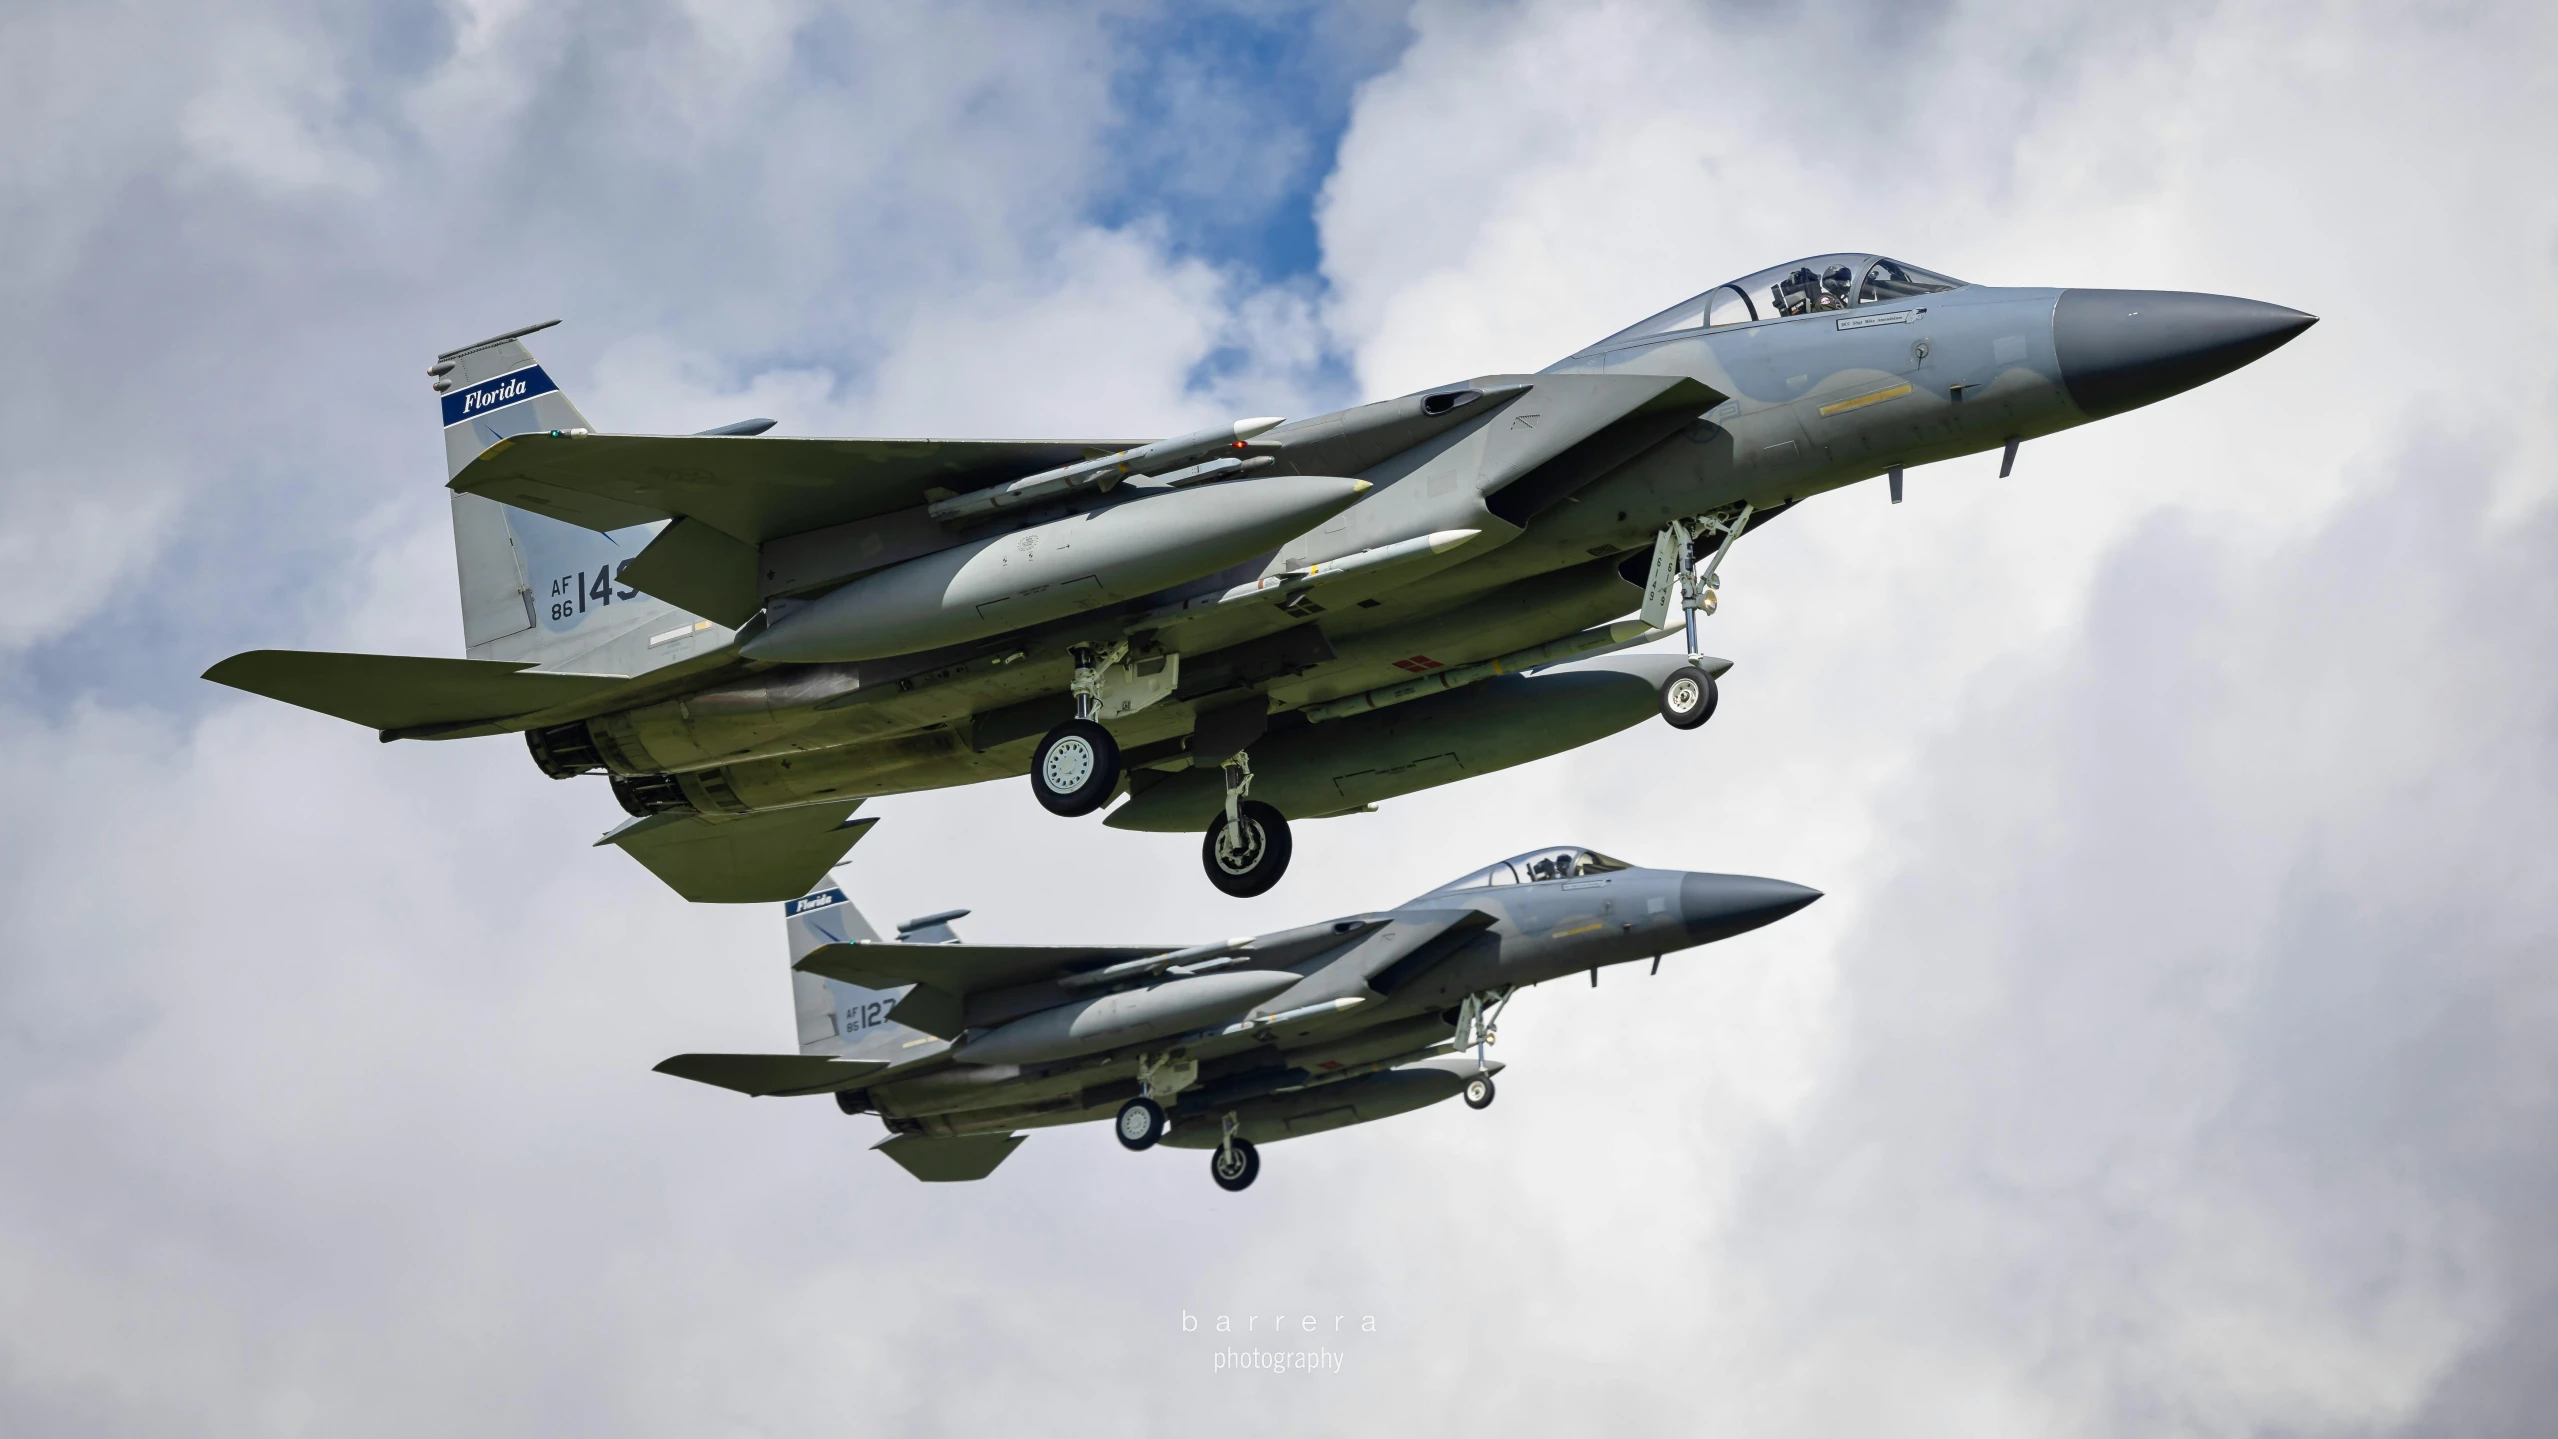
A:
441;365;561;428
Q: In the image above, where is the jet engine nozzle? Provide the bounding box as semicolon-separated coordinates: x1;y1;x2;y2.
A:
2053;289;2315;419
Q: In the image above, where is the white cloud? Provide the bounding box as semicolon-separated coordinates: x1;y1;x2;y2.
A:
4;0;2557;1434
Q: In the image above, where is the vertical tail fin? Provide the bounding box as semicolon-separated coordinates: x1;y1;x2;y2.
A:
432;319;591;477
786;875;940;1062
431;322;705;667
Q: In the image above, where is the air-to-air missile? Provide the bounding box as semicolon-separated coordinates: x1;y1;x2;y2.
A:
653;842;1821;1189
207;255;2314;900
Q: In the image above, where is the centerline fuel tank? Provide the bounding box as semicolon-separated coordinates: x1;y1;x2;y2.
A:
740;475;1371;664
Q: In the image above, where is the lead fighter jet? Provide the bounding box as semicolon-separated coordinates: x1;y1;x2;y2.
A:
656;841;1820;1189
207;255;2311;900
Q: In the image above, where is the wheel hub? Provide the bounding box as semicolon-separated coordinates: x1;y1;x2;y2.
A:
1668;677;1700;710
1212;819;1266;874
1042;737;1096;793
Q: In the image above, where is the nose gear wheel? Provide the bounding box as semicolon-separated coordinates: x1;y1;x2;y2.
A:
1657;666;1718;729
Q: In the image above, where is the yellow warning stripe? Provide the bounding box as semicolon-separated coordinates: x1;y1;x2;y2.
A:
1818;381;1914;417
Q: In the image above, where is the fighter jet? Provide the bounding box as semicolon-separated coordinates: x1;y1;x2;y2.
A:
654;840;1820;1189
206;255;2311;900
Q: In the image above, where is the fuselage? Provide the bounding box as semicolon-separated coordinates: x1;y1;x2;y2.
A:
825;849;1820;1144
524;256;2312;832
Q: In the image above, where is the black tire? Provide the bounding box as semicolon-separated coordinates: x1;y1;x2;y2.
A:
834;1090;869;1116
1658;665;1718;730
1032;719;1122;817
1201;800;1292;898
1463;1074;1497;1110
1115;1097;1166;1151
1211;1136;1260;1192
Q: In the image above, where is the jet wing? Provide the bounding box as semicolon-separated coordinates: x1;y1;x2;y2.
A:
598;807;878;904
447;431;1143;544
794;939;1169;995
203;650;629;733
1470;372;1727;526
653;1053;889;1096
1264;908;1498;1008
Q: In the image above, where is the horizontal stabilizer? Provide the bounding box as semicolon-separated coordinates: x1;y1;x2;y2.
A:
450;431;1142;545
873;1132;1025;1182
203;649;628;734
795;938;1170;996
653;1053;888;1096
600;807;878;904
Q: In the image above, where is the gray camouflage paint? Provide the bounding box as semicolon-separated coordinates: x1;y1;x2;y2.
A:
377;258;2312;861
765;850;1819;1168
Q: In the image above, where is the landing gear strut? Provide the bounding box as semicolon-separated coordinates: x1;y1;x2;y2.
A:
1454;987;1512;1111
1200;752;1291;897
1031;645;1123;816
1652;503;1749;730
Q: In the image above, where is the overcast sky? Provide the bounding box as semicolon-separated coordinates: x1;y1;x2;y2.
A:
4;0;2555;1433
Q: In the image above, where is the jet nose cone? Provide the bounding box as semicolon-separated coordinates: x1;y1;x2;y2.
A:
1679;872;1823;944
2053;289;2315;419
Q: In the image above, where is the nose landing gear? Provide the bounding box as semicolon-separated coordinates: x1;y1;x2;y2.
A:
1640;502;1751;731
1658;666;1718;729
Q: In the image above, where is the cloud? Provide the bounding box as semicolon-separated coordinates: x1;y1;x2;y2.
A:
2;0;2556;1434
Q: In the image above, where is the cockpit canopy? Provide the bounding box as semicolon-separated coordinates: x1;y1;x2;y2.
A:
1421;845;1634;898
1595;254;1968;350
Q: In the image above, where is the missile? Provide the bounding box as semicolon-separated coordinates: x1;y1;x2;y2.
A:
1054;936;1258;992
929;417;1286;523
1131;528;1481;627
952;971;1300;1066
742;474;1370;664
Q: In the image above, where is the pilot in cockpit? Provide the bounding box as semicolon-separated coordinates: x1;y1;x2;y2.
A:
1772;264;1858;316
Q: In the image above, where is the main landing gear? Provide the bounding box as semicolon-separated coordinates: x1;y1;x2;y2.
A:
1200;752;1291;897
1115;1096;1166;1150
1118;1072;1260;1192
1031;644;1125;817
1211;1115;1260;1193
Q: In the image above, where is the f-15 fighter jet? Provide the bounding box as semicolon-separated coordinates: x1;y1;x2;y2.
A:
655;841;1819;1189
207;255;2310;900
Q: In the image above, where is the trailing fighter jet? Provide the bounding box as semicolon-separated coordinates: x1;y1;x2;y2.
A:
206;255;2311;900
655;841;1820;1189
